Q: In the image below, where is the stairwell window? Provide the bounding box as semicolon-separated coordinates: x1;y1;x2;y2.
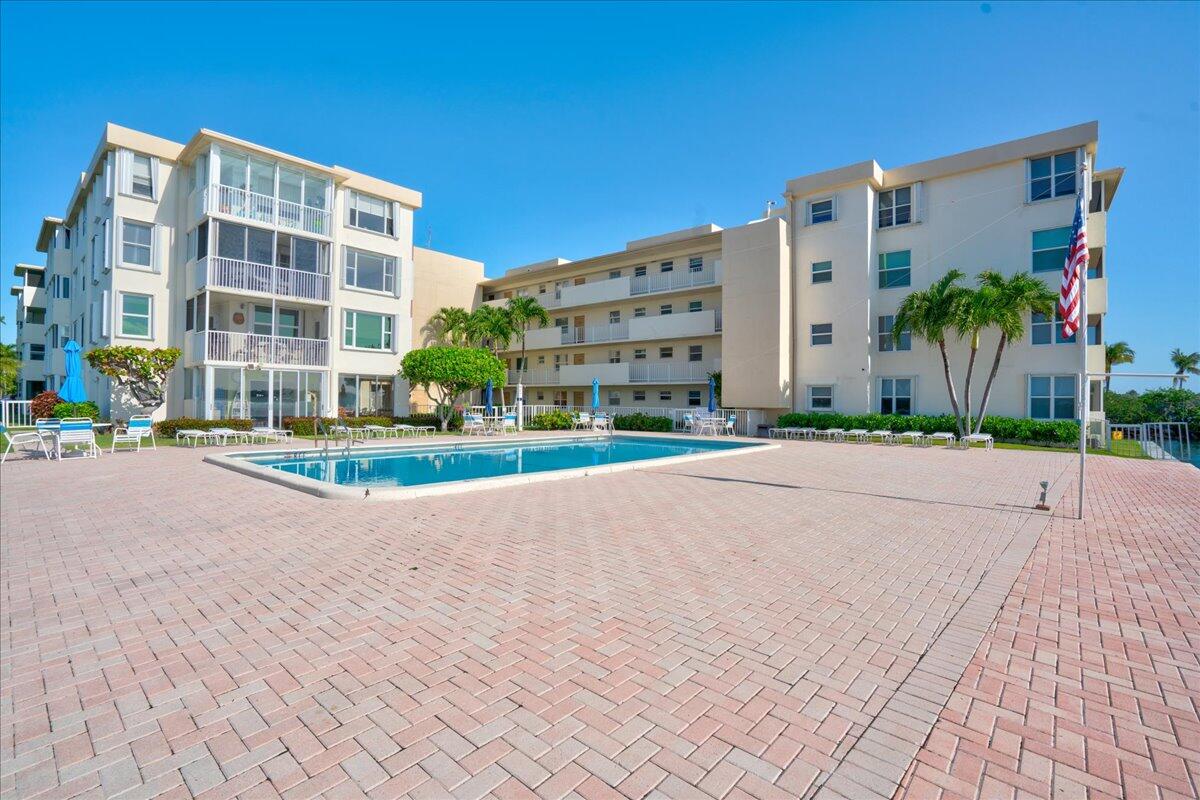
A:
810;323;833;346
119;293;152;338
807;385;833;411
121;221;153;268
1032;227;1072;272
878;250;911;288
131;155;154;198
879;378;913;415
877;315;911;351
1029;375;1076;420
347;191;394;235
808;198;835;224
1028;151;1076;201
343;310;393;351
877;186;912;228
811;260;832;284
344;247;396;294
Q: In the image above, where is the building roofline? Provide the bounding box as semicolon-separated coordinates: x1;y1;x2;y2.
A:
36;216;64;253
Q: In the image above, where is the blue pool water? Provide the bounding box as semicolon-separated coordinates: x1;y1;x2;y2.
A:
239;435;763;488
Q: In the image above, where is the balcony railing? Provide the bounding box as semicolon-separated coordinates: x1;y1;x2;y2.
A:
629;361;718;383
197;330;329;368
507;368;561;385
562;322;630;344
203;184;332;238
630;267;716;295
197;256;331;303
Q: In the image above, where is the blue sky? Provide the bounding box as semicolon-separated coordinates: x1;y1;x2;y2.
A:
2;1;1197;386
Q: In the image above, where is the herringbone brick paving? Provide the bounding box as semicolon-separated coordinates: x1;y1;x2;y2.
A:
1;435;1194;798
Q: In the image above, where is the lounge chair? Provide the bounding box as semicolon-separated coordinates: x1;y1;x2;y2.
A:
176;428;216;447
573;412;592;430
962;433;994;450
816;428;845;442
1;423;53;463
845;428;870;443
897;430;927;446
682;413;695;434
591;412;611;432
362;424;396;439
720;415;737;436
57;418;101;459
498;413;518;435
929;432;957;447
208;427;250;445
328;424;366;442
768;426;789;439
462;414;488;436
112;415;157;452
867;429;895;444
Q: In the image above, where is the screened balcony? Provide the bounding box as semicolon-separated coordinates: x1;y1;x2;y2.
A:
196;147;333;237
189;220;332;303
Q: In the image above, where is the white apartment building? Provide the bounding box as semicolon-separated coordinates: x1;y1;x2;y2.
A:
21;123;439;425
9;263;47;398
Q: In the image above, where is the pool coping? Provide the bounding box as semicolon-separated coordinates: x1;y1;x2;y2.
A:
203;431;778;501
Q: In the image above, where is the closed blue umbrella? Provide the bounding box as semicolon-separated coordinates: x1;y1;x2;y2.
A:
707;376;717;413
60;340;88;403
484;379;494;416
591;378;600;411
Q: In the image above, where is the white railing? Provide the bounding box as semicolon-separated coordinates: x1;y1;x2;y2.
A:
205;184;332;238
508;368;561;385
198;256;331;302
562;322;630;344
630;268;716;296
2;400;34;428
1106;421;1193;462
519;403;763;437
202;330;329;367
715;308;722;332
628;361;718;383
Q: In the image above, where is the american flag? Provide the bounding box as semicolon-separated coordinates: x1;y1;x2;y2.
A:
1058;186;1089;339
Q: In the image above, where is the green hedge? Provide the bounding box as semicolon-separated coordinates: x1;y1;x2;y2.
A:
154;418;254;438
281;413;461;436
1105;388;1199;437
52;401;101;420
774;412;1079;444
526;410;574;430
613;412;673;432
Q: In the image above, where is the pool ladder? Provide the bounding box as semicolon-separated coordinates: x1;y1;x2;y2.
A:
314;415;352;460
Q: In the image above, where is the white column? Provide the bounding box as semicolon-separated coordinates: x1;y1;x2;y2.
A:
203;365;215;420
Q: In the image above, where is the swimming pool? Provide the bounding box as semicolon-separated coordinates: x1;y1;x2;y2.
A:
208;434;774;500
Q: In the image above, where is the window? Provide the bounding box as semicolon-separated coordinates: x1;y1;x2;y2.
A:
1029;375;1076;420
659;304;672;315
877;186;912;228
877;315;911;352
688;257;703;273
878;250;911;288
1032;227;1071;272
811;260;832;284
186;298;195;331
29;344;45;362
688;300;702;313
659;346;673;358
1029;150;1076;201
1031;309;1079;345
807;385;833;411
121;220;153;267
634;348;646;360
810;323;832;346
119;293;152;338
47;325;60;349
26;308;45;325
809;198;834;224
633;307;646;318
688;345;703;362
608;310;620;324
347;191;394;235
216;222;272;265
195;221;208;260
609;350;621;364
634;265;647;278
131;154;154;198
608;392;620;405
879;378;913;415
338;374;395;416
659;391;672;402
660;261;674;273
344;248;397;294
609;270;621;280
343;310;393;350
633;390;646;402
253;306;274;336
688;390;702;407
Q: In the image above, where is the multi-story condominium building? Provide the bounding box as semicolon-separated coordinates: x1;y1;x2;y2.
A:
9;263;47;398
18;123;481;425
13;120;1117;430
484;121;1117;426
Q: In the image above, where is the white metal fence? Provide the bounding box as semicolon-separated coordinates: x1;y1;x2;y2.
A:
518;403;764;437
2;400;34;429
200;256;331;302
1105;421;1193;462
205;183;332;237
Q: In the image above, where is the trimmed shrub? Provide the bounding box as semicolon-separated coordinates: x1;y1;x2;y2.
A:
613;412;673;432
30;390;61;420
154;418;254;438
773;412;1079;445
526;410;574;430
52;401;101;420
279;414;461;436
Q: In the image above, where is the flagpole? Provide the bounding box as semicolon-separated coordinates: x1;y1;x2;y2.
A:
1077;159;1091;521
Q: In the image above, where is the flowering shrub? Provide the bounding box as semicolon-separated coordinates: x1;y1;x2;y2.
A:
30;390;61;420
526;410;574;430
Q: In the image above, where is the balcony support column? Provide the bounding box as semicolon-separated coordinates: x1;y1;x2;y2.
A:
203;365;215;421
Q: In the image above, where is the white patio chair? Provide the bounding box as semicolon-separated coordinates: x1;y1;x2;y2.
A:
929;432;957;447
176;428;217;447
362;424;395;439
573;412;592;430
867;429;895;445
112;415;157;452
591;412;611;433
56;418;100;459
962;433;994;450
1;423;53;463
844;428;869;443
816;428;845;442
499;413;519;435
897;430;927;446
462;414;488;436
720;415;737;436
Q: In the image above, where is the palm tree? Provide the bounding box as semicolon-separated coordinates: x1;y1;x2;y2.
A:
423;306;471;346
505;296;550;399
970;271;1057;434
465;304;515;353
892;270;971;436
1103;341;1136;391
0;342;20;398
1169;348;1200;388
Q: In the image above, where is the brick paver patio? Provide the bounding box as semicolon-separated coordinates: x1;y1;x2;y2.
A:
1;436;1196;799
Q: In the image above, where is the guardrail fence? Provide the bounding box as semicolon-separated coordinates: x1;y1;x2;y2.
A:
2;400;34;429
1104;421;1193;462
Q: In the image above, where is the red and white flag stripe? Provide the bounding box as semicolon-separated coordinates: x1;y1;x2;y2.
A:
1058;187;1088;339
